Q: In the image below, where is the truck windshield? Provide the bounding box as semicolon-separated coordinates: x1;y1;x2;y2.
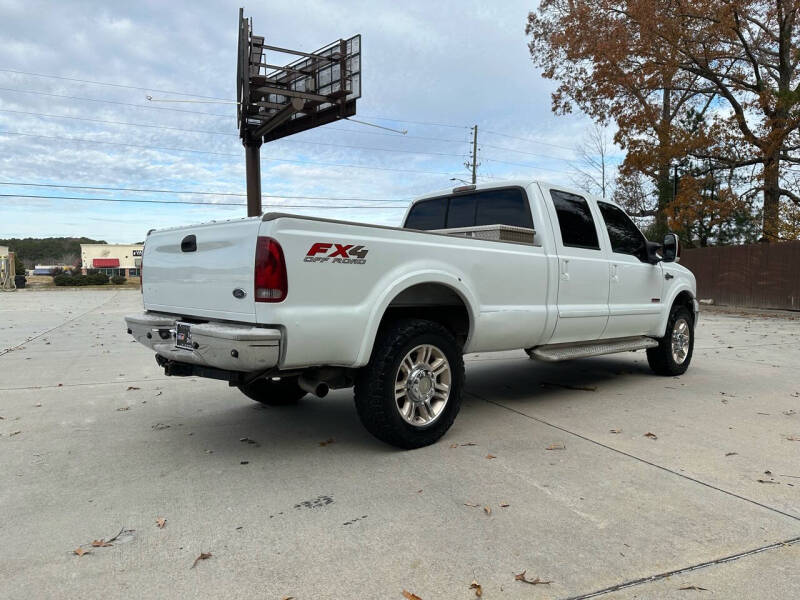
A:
405;188;533;230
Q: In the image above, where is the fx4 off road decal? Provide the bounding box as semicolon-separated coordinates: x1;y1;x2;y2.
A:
304;242;369;265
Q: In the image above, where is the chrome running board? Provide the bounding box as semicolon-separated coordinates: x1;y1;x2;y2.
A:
527;336;659;362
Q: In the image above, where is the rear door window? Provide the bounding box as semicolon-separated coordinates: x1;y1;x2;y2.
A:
549;189;600;250
404;197;447;230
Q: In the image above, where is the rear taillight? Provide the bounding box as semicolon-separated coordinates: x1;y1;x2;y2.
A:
254;236;287;302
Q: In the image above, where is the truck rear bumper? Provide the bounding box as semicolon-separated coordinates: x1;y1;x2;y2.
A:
125;312;281;373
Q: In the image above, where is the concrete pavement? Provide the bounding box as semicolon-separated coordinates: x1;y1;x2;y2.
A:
1;290;798;599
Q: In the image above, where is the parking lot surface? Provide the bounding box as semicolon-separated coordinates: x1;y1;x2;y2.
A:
1;290;799;599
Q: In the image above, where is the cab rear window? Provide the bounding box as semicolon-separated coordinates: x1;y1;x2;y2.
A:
405;188;533;231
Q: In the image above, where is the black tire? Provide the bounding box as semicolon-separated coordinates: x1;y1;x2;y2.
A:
354;318;464;449
647;305;694;376
238;376;307;406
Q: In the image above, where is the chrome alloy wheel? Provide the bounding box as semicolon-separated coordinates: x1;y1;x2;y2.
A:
394;344;451;427
671;318;691;364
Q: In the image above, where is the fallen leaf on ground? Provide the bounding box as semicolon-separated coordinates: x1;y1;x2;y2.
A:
116;407;129;411
464;502;479;507
73;547;90;556
514;570;551;585
786;435;800;441
240;461;249;465
644;432;658;440
483;506;491;515
91;539;112;547
155;391;163;397
416;489;423;493
725;452;738;456
546;442;565;450
191;552;212;568
319;438;335;446
239;437;259;445
486;454;496;459
156;517;166;529
679;585;709;591
126;386;140;391
460;442;477;446
9;430;21;436
609;429;622;434
152;423;170;430
449;443;458;448
757;479;779;484
402;590;422;600
500;502;510;508
281;597;295;600
469;579;483;597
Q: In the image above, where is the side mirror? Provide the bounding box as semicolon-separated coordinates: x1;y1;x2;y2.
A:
644;241;662;264
662;233;679;263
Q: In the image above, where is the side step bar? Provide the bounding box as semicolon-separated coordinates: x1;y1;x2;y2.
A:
527;336;659;362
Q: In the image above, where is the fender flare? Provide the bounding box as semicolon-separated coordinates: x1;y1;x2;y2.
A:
656;284;696;337
353;270;479;366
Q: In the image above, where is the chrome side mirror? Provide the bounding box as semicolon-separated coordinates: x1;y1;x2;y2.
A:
662;233;679;263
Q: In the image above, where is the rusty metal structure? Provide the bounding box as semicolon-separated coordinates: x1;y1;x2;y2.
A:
681;240;800;310
236;9;361;216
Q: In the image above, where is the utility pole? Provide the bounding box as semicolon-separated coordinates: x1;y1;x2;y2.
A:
244;137;262;217
470;125;478;184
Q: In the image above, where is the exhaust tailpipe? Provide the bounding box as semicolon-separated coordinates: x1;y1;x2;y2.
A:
298;374;329;398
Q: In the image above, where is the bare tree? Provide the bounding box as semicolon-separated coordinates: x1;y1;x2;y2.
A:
572;125;615;198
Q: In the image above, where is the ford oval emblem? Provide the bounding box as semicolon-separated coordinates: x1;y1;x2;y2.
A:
232;288;247;299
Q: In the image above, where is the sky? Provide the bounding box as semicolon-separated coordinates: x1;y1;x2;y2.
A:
0;0;614;243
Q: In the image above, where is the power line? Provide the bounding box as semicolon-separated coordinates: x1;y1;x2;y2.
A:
481;128;575;152
0;86;233;118
0;68;231;101
0;130;471;176
358;114;469;130
482;156;573;173
0;181;403;203
0;108;467;157
0;193;409;209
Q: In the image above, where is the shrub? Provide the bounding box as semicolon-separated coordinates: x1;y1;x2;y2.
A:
52;272;109;286
111;275;127;285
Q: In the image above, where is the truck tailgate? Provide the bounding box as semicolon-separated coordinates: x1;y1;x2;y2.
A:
143;218;261;321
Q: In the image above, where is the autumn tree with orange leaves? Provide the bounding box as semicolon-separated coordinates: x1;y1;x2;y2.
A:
527;0;800;242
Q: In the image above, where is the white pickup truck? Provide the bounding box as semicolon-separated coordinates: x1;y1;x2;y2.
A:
126;180;697;448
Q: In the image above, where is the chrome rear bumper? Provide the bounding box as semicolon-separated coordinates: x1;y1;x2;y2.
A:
125;312;281;372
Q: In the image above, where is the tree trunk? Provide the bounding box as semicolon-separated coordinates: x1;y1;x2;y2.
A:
654;87;672;236
762;157;781;242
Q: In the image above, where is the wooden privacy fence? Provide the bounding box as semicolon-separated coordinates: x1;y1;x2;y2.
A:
679;240;800;310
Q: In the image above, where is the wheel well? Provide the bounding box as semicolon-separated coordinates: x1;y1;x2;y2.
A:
379;283;470;347
672;290;694;317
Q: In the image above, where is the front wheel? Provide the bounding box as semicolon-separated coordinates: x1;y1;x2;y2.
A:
354;319;464;449
238;376;307;406
647;305;694;376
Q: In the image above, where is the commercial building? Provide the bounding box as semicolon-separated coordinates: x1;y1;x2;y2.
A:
80;244;143;278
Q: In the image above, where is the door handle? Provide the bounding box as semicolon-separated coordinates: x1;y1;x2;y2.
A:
610;263;619;283
560;259;570;281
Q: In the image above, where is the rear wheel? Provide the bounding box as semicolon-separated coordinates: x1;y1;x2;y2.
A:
647;305;694;376
354;319;464;449
238;376;306;406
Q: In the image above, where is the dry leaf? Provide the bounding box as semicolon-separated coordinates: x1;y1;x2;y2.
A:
609;429;622;434
546;442;565;450
449;443;458;448
319;438;335;446
464;502;479;507
116;407;129;411
483;506;491;516
156;517;166;529
281;597;296;600
126;386;140;391
416;489;423;493
514;570;552;585
644;432;658;439
402;590;422;600
786;435;800;441
73;547;90;556
469;579;483;597
9;430;21;436
486;454;496;459
500;502;510;508
191;552;212;568
460;442;477;446
91;539;112;547
679;585;709;591
725;452;738;456
757;479;779;484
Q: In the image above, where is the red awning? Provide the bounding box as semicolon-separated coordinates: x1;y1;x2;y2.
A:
92;258;120;268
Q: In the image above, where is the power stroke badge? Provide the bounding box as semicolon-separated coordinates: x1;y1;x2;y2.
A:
304;242;369;265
